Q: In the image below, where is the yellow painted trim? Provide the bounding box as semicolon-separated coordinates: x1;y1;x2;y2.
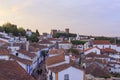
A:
83;70;86;80
55;72;58;80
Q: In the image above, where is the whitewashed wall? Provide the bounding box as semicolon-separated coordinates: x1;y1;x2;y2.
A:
93;44;110;49
59;44;72;49
47;70;55;80
84;48;101;55
0;55;9;60
59;67;84;80
12;51;32;60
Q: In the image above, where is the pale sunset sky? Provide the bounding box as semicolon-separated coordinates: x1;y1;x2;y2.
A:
0;0;120;37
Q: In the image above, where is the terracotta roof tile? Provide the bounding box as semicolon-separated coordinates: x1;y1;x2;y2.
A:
85;52;97;57
48;49;65;54
29;43;47;52
0;49;10;55
0;60;35;80
49;62;84;73
84;46;100;52
46;54;65;66
17;49;36;59
39;39;53;44
93;40;111;44
0;40;8;44
86;52;110;58
10;54;32;65
85;63;110;77
101;48;117;53
49;64;70;73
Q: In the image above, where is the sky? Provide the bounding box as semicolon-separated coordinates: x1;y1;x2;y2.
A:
0;0;120;37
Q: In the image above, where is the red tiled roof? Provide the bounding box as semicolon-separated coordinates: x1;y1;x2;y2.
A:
49;64;70;73
85;63;110;77
30;43;47;52
39;39;53;44
84;46;100;52
48;49;65;54
93;40;110;44
85;52;97;57
86;52;110;58
17;49;36;59
101;48;117;53
46;54;65;66
84;47;93;52
10;54;32;65
0;40;8;44
0;60;35;80
0;49;10;55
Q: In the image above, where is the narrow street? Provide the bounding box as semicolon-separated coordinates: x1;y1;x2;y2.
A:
32;62;47;80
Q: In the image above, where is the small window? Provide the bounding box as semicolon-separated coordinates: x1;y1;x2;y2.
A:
16;53;19;56
64;74;69;80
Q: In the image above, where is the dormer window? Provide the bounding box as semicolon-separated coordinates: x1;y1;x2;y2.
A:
16;53;19;56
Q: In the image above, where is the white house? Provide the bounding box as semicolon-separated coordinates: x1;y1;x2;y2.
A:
8;46;20;52
58;41;72;49
48;48;65;57
84;40;111;50
0;32;10;38
12;49;36;60
0;37;9;43
48;38;62;44
9;54;33;74
0;49;10;60
12;49;38;72
93;40;111;49
76;34;80;40
109;62;120;73
84;46;101;55
0;60;35;80
39;39;54;47
26;29;32;36
45;53;85;80
47;64;84;80
0;48;37;74
46;54;70;68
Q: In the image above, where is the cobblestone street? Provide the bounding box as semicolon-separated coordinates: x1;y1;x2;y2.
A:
32;62;47;80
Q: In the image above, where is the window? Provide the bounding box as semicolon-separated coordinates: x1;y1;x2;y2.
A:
64;74;69;80
16;53;19;56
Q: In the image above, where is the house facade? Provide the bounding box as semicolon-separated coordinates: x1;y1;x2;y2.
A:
48;64;84;80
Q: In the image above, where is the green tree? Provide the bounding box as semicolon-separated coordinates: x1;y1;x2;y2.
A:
68;48;79;55
2;22;19;36
18;27;26;36
71;40;86;45
27;33;39;42
41;50;48;60
53;32;77;38
0;26;4;32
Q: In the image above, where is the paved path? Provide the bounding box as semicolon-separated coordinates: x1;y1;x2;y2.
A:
32;62;47;80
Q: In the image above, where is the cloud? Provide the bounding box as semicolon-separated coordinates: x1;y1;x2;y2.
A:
0;0;120;36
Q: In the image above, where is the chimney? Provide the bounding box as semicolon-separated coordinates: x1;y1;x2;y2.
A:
26;41;29;51
55;41;59;49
